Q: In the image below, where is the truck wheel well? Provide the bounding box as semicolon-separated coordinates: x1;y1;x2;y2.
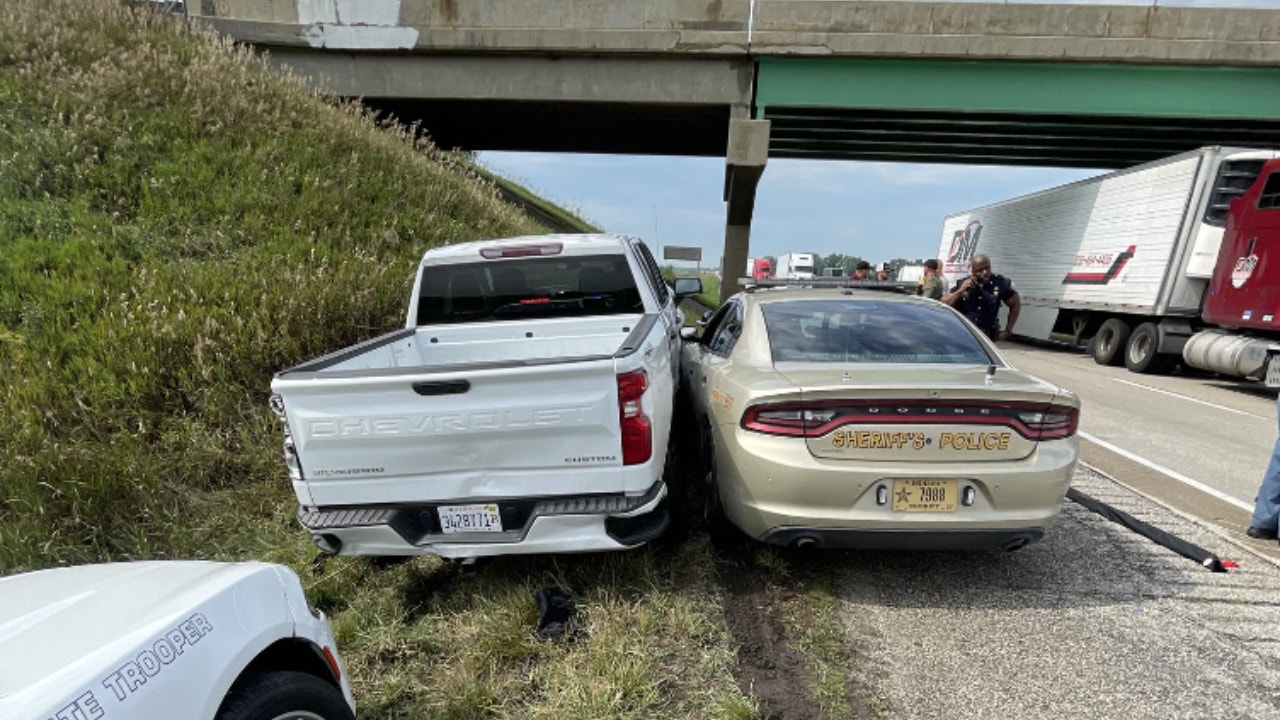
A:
232;639;341;694
1054;311;1139;345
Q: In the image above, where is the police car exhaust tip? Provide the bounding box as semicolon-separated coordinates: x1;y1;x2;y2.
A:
313;534;342;556
1002;537;1029;552
793;536;820;550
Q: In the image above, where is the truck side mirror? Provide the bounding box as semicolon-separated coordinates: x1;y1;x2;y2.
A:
673;277;703;299
679;327;699;341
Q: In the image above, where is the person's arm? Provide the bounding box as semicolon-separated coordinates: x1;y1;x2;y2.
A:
941;277;973;307
998;292;1021;341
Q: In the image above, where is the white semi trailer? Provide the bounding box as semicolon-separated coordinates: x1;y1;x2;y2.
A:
775;252;816;279
937;146;1280;378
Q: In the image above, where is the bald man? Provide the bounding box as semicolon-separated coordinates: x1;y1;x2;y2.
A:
942;254;1020;341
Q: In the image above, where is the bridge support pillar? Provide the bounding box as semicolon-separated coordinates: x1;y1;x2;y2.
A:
721;118;770;299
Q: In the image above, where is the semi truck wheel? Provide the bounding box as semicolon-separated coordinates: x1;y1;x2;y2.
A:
216;671;354;720
1091;318;1130;366
1125;322;1175;374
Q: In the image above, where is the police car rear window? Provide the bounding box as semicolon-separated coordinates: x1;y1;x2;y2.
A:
416;254;644;325
762;300;992;364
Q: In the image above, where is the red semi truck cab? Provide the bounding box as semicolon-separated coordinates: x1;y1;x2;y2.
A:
752;259;771;279
1204;159;1280;332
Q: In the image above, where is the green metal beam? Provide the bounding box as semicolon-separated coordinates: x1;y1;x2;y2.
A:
756;58;1280;121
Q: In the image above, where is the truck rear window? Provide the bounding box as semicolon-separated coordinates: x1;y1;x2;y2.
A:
416;254;644;325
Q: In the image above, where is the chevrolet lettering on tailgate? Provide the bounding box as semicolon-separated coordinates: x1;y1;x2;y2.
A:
307;405;595;437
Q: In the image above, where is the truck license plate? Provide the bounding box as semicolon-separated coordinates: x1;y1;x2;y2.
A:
892;479;958;512
1267;356;1280;389
438;504;503;534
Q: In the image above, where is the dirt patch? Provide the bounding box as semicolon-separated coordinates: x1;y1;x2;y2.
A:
715;539;827;720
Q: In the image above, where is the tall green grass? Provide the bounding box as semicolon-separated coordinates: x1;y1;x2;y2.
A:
0;3;755;718
0;0;542;570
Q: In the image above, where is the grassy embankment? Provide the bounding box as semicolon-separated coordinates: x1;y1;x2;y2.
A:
0;3;758;718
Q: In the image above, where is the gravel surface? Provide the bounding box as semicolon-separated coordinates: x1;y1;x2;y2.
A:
833;464;1280;720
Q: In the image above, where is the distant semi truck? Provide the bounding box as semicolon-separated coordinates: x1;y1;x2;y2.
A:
938;146;1280;383
746;257;772;279
775;252;816;279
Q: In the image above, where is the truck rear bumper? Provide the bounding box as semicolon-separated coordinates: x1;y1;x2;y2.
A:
298;482;668;559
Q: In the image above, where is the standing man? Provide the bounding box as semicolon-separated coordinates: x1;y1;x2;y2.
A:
852;261;872;281
918;259;945;300
942;253;1020;341
875;263;892;282
1248;407;1280;541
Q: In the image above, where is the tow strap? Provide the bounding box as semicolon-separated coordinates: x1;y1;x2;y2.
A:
1067;488;1230;573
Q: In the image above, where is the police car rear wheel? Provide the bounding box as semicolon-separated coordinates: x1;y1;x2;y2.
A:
217;671;353;720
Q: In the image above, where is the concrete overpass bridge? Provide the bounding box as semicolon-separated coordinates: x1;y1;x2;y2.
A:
193;0;1280;294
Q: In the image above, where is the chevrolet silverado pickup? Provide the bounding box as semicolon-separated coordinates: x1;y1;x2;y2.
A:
270;234;700;559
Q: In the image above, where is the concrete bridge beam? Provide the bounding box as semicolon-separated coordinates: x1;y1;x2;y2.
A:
722;118;770;299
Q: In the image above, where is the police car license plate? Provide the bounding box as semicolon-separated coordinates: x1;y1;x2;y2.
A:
892;479;958;512
438;504;503;533
1267;356;1280;389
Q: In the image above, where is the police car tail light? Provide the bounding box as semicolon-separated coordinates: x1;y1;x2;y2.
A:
742;405;837;437
617;369;652;465
743;400;1076;440
1017;404;1079;440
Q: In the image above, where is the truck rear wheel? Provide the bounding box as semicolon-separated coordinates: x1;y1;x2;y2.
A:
1125;322;1175;374
1091;318;1130;366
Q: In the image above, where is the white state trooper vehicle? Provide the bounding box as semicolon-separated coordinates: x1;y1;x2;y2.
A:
0;561;355;720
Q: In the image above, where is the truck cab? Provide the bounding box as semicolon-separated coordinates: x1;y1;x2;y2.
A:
1203;159;1280;332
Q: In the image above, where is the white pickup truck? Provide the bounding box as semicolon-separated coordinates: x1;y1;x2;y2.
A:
1;561;354;720
270;234;700;559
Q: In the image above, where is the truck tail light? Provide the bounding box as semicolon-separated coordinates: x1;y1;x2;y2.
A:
283;433;304;481
270;393;304;481
617;369;652;465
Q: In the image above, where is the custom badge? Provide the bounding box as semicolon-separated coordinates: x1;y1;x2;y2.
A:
1231;252;1259;289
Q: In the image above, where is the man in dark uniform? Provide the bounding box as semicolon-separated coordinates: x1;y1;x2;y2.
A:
942;253;1021;341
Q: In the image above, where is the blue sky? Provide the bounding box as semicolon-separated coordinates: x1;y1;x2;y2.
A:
478;152;1101;268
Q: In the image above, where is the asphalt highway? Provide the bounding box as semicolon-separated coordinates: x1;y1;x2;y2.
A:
831;466;1280;719
819;343;1280;719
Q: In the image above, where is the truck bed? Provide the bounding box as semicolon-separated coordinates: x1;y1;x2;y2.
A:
279;314;649;377
271;314;659;507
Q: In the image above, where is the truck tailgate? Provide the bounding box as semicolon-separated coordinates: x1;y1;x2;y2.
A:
273;359;623;506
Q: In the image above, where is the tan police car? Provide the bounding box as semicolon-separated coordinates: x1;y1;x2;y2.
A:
680;287;1080;551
